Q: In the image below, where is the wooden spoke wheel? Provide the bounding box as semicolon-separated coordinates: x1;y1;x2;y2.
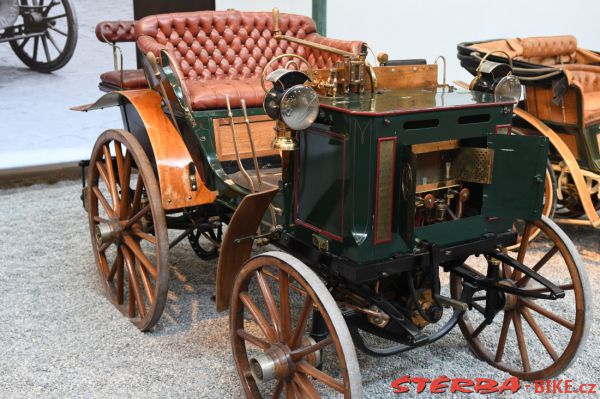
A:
230;252;362;398
87;129;169;331
450;216;590;380
9;0;78;72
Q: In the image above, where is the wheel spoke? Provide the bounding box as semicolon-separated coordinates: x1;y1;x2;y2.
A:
471;320;489;338
119;151;133;218
102;145;120;213
97;240;112;254
285;382;297;399
129;226;157;245
107;247;123;281
291;336;332;361
293;373;321;398
92;186;114;218
123;248;146;318
45;13;67;22
123;204;151;231
289;295;313;348
494;310;512;363
122;235;157;278
521;299;575;330
48;25;67;36
18;37;30;50
517;245;558;287
129;176;144;219
255;269;282;338
521;306;559;361
513;222;533;280
138;259;155;304
239;291;277;342
279;269;292;343
33;36;39;61
512;311;531;372
93;216;109;223
128;276;136;317
297;360;345;393
236;328;270;350
41;35;51;62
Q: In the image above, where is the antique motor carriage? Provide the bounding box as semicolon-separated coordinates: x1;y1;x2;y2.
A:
76;10;590;397
0;0;77;71
458;36;600;230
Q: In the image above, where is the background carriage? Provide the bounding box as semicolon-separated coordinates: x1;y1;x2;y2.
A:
75;10;590;397
458;36;600;230
0;0;77;71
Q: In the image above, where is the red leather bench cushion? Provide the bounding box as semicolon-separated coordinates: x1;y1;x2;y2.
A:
99;69;147;90
186;78;264;110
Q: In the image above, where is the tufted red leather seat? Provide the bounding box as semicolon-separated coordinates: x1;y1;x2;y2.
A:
135;10;364;110
95;21;147;91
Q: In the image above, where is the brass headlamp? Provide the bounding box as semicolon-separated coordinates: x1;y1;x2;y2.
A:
263;68;319;151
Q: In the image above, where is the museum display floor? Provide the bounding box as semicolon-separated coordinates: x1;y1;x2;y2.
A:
0;181;598;398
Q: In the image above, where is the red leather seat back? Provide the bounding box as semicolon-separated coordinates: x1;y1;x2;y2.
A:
135;10;363;81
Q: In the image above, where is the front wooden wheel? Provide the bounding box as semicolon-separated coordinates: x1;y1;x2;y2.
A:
87;129;169;331
451;216;590;380
230;252;362;398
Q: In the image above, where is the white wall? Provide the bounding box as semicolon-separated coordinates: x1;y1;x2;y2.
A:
219;0;600;82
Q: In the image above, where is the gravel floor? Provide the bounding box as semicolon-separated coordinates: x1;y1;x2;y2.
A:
0;181;598;398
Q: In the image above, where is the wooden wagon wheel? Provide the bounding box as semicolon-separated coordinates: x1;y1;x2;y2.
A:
230;252;362;398
450;216;590;380
87;129;169;331
9;0;78;72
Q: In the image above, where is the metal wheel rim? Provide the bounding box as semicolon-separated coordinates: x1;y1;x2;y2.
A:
87;129;169;331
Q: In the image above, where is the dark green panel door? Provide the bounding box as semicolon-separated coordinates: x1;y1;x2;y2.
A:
483;134;548;221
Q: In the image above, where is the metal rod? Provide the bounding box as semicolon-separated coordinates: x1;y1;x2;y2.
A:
240;100;278;227
225;95;255;193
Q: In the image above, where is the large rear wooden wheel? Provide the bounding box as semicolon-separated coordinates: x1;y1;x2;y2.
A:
230;252;362;398
87;129;169;331
450;216;590;380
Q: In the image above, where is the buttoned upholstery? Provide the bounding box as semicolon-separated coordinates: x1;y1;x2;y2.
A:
96;20;147;91
95;20;136;43
135;10;364;110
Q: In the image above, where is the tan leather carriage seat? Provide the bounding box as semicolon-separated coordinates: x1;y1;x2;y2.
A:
471;35;600;125
96;21;147;90
135;10;364;110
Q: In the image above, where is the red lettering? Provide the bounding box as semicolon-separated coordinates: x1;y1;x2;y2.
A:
498;376;521;394
564;380;574;394
429;375;449;394
534;380;545;394
552;379;564;393
450;378;474;394
588;383;597;394
474;378;499;394
390;375;411;394
412;377;431;394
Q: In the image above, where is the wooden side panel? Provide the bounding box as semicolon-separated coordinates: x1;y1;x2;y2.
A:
213;115;278;161
117;90;217;210
525;86;579;126
215;187;279;312
367;64;438;91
